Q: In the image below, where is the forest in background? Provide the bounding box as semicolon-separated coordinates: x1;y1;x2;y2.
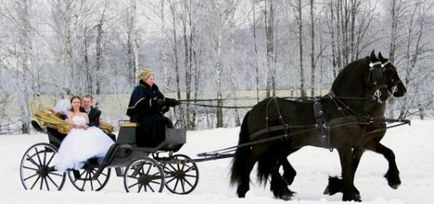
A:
0;0;433;133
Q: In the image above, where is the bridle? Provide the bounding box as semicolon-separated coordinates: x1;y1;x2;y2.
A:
381;60;402;96
367;61;389;104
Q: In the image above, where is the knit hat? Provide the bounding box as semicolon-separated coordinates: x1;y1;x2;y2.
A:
139;68;155;81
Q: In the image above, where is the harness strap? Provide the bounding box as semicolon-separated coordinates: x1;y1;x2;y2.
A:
250;125;288;139
313;99;330;148
265;97;289;133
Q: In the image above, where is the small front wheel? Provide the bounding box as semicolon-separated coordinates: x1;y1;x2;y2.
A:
124;158;165;193
163;154;199;194
67;163;111;191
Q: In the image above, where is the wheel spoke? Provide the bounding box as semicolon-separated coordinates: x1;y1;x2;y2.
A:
46;153;55;166
167;163;178;172
49;172;63;177
176;162;181;172
39;174;44;190
183;177;194;188
44;176;50;191
22;165;38;171
165;176;176;184
131;167;140;177
147;184;155;192
100;171;108;177
30;175;41;190
26;155;41;168
89;171;95;190
180;163;186;172
35;148;43;167
46;174;60;189
184;174;197;178
43;150;48;166
180;178;185;192
128;182;139;189
145;164;152;175
95;177;102;186
183;165;195;173
24;173;39;181
173;178;180;191
137;184;143;193
81;171;88;190
80;170;87;178
163;169;173;176
149;180;161;185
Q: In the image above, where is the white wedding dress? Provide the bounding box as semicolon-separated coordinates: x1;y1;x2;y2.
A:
53;116;115;172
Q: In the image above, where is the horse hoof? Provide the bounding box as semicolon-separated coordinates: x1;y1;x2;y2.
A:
280;194;292;201
384;172;401;189
343;194;361;202
324;177;342;195
389;183;400;190
323;186;330;195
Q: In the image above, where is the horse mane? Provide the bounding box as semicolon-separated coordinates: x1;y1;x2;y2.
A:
330;56;370;96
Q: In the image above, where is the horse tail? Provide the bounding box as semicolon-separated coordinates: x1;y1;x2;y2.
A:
256;146;274;184
230;111;251;185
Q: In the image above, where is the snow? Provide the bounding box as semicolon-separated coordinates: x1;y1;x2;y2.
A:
1;120;433;203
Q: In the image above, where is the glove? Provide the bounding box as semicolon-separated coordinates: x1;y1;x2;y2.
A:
156;98;165;106
151;98;165;109
165;98;180;107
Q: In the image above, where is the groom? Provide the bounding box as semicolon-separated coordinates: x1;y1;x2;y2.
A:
82;95;101;127
82;95;116;141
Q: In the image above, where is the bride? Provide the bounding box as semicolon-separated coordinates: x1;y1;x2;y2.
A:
53;96;115;173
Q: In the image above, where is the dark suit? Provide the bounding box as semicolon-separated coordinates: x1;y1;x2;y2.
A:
86;106;116;141
86;106;101;127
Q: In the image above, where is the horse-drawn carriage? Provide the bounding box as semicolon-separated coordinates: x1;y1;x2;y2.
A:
19;120;199;194
20;51;413;201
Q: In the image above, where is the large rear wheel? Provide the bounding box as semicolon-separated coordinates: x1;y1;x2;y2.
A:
19;143;66;191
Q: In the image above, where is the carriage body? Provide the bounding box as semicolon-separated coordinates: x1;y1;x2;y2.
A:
20;119;198;194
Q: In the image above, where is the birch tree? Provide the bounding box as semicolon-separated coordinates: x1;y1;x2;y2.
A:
1;0;36;133
207;0;240;128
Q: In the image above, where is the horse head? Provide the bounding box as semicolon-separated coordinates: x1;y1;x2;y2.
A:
378;52;407;97
366;50;390;103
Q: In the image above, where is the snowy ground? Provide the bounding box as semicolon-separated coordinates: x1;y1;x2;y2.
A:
1;120;433;204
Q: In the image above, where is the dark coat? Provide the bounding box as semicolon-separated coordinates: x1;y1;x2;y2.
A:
87;106;101;127
127;80;177;147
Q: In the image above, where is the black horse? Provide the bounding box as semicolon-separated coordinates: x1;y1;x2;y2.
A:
322;52;407;196
277;52;408;197
230;51;404;201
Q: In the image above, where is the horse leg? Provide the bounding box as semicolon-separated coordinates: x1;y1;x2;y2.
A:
236;158;256;198
373;142;401;189
270;160;294;200
324;147;363;196
337;147;361;201
280;158;297;185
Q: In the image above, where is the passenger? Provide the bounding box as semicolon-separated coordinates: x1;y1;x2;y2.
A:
127;68;180;147
52;96;115;173
82;95;101;127
82;95;116;141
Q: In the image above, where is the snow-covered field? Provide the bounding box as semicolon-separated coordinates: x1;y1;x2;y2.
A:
1;120;433;204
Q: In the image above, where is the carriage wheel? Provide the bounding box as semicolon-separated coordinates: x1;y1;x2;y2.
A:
19;143;66;191
163;154;199;194
124;158;165;193
67;165;111;191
